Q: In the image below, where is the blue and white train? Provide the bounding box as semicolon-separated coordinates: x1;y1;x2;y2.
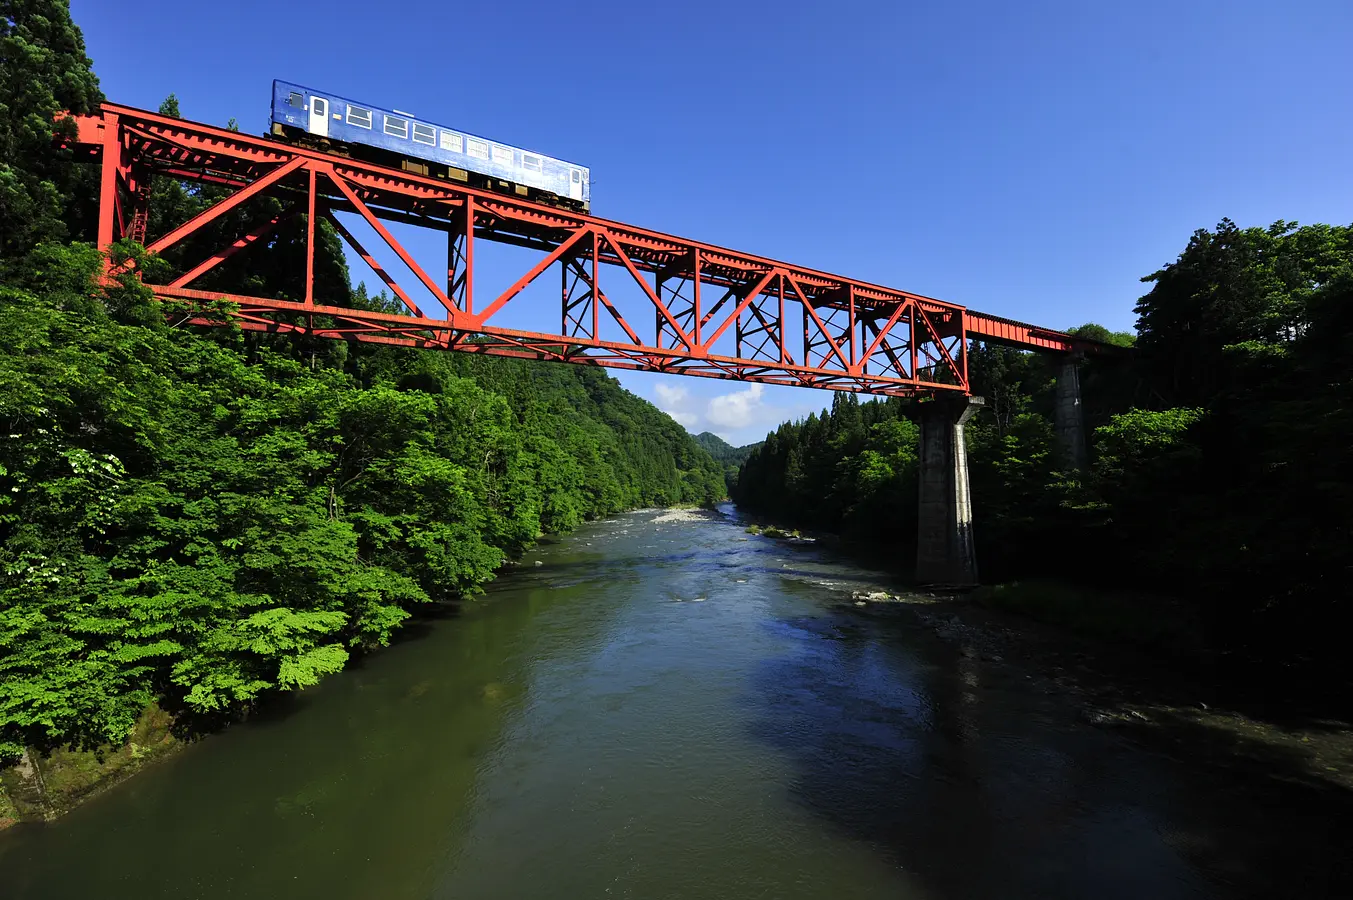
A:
269;79;590;212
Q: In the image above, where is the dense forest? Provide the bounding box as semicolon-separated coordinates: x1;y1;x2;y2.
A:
0;3;723;763
3;1;1348;766
737;221;1351;673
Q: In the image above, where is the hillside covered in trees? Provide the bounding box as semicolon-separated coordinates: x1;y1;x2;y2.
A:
736;219;1352;673
0;3;724;763
692;432;757;467
692;432;759;490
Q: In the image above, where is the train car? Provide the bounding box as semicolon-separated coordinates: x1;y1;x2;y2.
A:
268;79;590;212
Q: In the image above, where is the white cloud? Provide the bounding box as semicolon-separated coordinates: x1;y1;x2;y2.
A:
654;383;689;406
654;382;698;427
667;409;700;428
706;383;765;429
639;374;820;445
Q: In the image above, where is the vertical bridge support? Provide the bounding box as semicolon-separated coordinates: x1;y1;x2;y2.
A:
916;396;984;587
62;104;1118;396
1054;354;1087;472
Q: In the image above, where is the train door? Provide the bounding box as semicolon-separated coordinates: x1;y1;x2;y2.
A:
568;168;583;201
308;96;329;137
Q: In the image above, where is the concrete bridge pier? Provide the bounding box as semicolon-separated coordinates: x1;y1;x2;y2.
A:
915;396;984;587
1054;354;1087;472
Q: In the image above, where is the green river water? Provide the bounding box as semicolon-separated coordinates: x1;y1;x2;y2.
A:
0;506;1343;898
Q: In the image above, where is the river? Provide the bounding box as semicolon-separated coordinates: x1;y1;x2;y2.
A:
0;505;1345;899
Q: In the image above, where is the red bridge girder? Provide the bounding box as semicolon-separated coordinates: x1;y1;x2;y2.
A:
66;103;1106;398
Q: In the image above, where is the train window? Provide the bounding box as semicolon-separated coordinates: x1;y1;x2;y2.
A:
466;138;489;159
570;169;582;183
521;153;542;172
491;145;512;166
383;115;408;139
440;131;463;153
412;123;436;145
346;106;372;129
288;92;303;109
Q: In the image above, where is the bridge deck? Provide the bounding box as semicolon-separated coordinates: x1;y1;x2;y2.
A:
67;103;1116;399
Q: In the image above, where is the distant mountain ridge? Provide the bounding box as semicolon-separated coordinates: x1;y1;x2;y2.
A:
693;431;761;467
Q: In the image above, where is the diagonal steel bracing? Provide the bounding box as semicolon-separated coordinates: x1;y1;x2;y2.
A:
64;101;1109;398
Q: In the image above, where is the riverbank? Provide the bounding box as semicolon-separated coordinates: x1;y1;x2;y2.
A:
0;504;734;832
734;517;1353;797
5;504;1352;899
0;705;180;829
815;572;1353;796
8;507;1349;839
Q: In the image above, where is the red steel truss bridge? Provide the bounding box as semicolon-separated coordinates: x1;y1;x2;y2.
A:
66;103;1108;398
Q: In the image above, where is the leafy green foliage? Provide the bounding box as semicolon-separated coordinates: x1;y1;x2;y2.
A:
735;394;919;541
0;2;734;766
737;219;1352;671
0;1;103;258
1068;323;1135;348
692;432;758;492
1134;219;1348;406
0;242;724;762
742;228;1349;655
693;432;748;464
1092;408;1203;487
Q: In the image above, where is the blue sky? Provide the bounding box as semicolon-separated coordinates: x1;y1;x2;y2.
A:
71;0;1352;445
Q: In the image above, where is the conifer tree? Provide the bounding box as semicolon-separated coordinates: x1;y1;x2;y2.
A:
0;1;103;258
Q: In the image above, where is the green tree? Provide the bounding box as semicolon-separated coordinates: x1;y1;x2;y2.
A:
0;1;103;258
1068;323;1135;348
0;238;728;763
736;219;1353;674
1134;219;1347;405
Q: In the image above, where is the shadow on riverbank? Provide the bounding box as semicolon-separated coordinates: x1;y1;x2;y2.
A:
738;507;1353;770
892;593;1353;792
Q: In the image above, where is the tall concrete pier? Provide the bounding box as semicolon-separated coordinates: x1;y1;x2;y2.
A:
915;396;984;587
1054;355;1087;472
